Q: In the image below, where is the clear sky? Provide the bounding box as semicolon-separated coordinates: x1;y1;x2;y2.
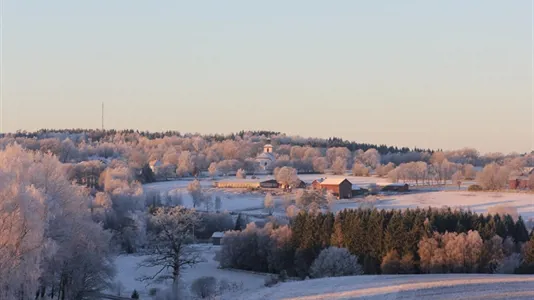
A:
2;1;533;153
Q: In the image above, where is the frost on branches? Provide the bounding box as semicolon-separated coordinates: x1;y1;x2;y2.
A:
0;144;115;300
140;206;203;288
310;247;363;278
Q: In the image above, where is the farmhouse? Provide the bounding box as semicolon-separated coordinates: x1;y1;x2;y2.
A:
260;179;279;188
211;232;224;245
509;168;533;190
319;178;353;199
382;183;409;192
311;178;325;190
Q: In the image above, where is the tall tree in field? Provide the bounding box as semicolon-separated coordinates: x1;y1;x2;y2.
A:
140;207;202;291
264;193;274;215
352;162;370;177
275;166;299;189
361;148;381;170
187;179;203;208
451;171;464;190
331;157;347;175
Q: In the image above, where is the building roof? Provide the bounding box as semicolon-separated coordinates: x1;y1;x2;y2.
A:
386;183;409;187
257;152;275;161
149;160;162;167
351;184;361;190
320;178;352;186
264;144;273;148
211;232;225;238
510;176;530;181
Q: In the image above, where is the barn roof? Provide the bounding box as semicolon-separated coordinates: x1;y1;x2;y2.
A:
320;178;351;186
386;183;409;187
211;232;224;238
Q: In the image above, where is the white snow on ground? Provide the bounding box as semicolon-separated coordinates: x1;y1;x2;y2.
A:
332;191;534;220
144;178;534;219
113;244;266;298
235;274;534;300
144;182;269;212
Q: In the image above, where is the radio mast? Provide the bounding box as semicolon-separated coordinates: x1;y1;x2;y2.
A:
101;102;104;130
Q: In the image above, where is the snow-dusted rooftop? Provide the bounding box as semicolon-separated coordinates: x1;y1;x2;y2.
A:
211;232;224;238
320;178;351;185
386;183;409;187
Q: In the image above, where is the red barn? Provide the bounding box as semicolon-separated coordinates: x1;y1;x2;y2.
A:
319;178;352;199
509;176;530;190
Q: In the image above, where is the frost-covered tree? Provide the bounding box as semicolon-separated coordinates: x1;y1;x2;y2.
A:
476;163;511;190
295;189;327;210
203;194;214;212
495;253;522;274
215;196;222;213
275;166;299;188
487;205;519;222
208;162;219;178
264;193;275;215
140;207;202;289
376;162;395;177
360;148;381;169
352;162;370;177
451;170;464;189
0;144;115;300
312;157;328;173
286;205;300;218
331;157;347;175
310;247;362;278
0;174;45;300
236;168;246;179
190;276;217;299
187;179;203;208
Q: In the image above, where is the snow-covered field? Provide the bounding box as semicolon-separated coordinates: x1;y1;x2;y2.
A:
144;178;534;219
113;245;267;298
115;247;534;300
144;180;271;212
236;274;534;300
330;191;534;219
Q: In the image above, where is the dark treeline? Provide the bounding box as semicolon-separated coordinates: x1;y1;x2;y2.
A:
220;207;534;279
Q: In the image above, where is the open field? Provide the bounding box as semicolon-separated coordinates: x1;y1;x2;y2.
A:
114;245;534;300
332;190;534;219
113;245;267;298
144;178;534;221
235;274;534;300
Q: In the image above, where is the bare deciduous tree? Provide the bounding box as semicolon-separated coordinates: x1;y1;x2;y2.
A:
140;207;203;289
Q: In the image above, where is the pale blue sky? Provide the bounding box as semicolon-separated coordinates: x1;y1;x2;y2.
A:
3;1;532;153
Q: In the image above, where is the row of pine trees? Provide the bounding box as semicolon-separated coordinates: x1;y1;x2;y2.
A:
291;207;531;276
221;207;534;278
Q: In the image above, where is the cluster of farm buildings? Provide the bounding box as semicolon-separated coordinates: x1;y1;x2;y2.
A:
213;177;409;199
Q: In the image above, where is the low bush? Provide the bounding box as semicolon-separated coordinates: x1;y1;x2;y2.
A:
191;276;217;299
468;184;483;191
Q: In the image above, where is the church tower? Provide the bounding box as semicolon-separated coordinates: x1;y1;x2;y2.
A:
263;138;273;153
